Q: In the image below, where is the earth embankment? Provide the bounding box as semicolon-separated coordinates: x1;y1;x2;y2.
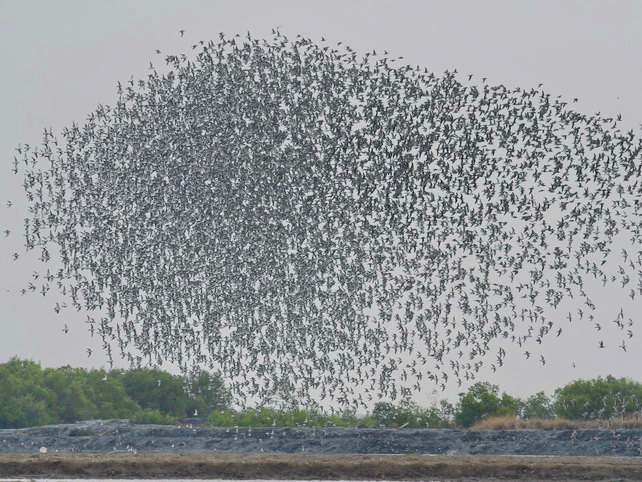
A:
1;419;641;456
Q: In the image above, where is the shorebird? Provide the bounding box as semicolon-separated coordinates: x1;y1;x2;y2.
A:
12;30;642;409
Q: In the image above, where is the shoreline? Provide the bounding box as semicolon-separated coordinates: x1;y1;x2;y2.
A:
1;453;642;480
4;420;642;457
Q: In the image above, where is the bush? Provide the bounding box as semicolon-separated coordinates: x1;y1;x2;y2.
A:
521;391;554;420
8;355;642;431
0;358;58;428
131;409;177;425
371;402;396;426
454;382;519;428
43;366;139;423
370;400;450;428
113;367;232;419
352;415;379;428
207;409;237;427
553;375;642;420
206;407;377;428
0;358;234;427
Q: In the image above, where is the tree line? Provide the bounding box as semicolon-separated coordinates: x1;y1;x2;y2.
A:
0;357;231;428
2;357;642;429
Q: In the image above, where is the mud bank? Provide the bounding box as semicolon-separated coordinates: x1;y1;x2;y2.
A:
1;420;642;457
1;452;642;480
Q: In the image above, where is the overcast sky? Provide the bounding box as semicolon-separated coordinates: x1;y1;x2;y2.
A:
1;0;642;407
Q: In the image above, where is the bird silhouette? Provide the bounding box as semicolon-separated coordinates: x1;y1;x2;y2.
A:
8;30;642;410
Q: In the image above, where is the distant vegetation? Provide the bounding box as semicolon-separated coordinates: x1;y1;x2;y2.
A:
0;357;230;428
2;357;642;429
131;409;178;425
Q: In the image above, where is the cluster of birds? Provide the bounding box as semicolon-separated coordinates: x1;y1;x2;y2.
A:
6;30;642;410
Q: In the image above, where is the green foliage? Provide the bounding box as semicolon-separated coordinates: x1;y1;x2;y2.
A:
371;402;396;426
553;375;642;420
439;399;455;422
131;408;178;425
43;367;97;422
184;369;233;418
42;366;141;423
0;357;57;428
205;402;449;429
0;357;232;428
207;406;320;427
5;356;642;430
207;409;238;427
454;382;519;428
206;406;375;428
116;368;188;417
521;391;554;420
402;401;447;427
353;414;379;428
370;400;449;428
109;367;232;419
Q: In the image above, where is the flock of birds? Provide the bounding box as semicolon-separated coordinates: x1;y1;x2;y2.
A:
5;30;642;411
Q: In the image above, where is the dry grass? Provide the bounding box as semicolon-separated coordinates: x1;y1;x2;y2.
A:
471;415;642;430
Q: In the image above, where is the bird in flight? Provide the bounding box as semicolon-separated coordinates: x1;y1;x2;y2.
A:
10;30;641;410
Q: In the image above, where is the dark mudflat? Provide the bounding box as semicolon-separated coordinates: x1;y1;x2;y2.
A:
1;452;642;480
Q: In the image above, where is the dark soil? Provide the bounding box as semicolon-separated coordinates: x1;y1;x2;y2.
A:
1;452;642;480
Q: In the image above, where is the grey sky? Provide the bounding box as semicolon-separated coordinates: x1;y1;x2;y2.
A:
1;0;642;407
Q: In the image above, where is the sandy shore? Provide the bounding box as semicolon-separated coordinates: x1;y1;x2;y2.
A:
1;452;642;480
